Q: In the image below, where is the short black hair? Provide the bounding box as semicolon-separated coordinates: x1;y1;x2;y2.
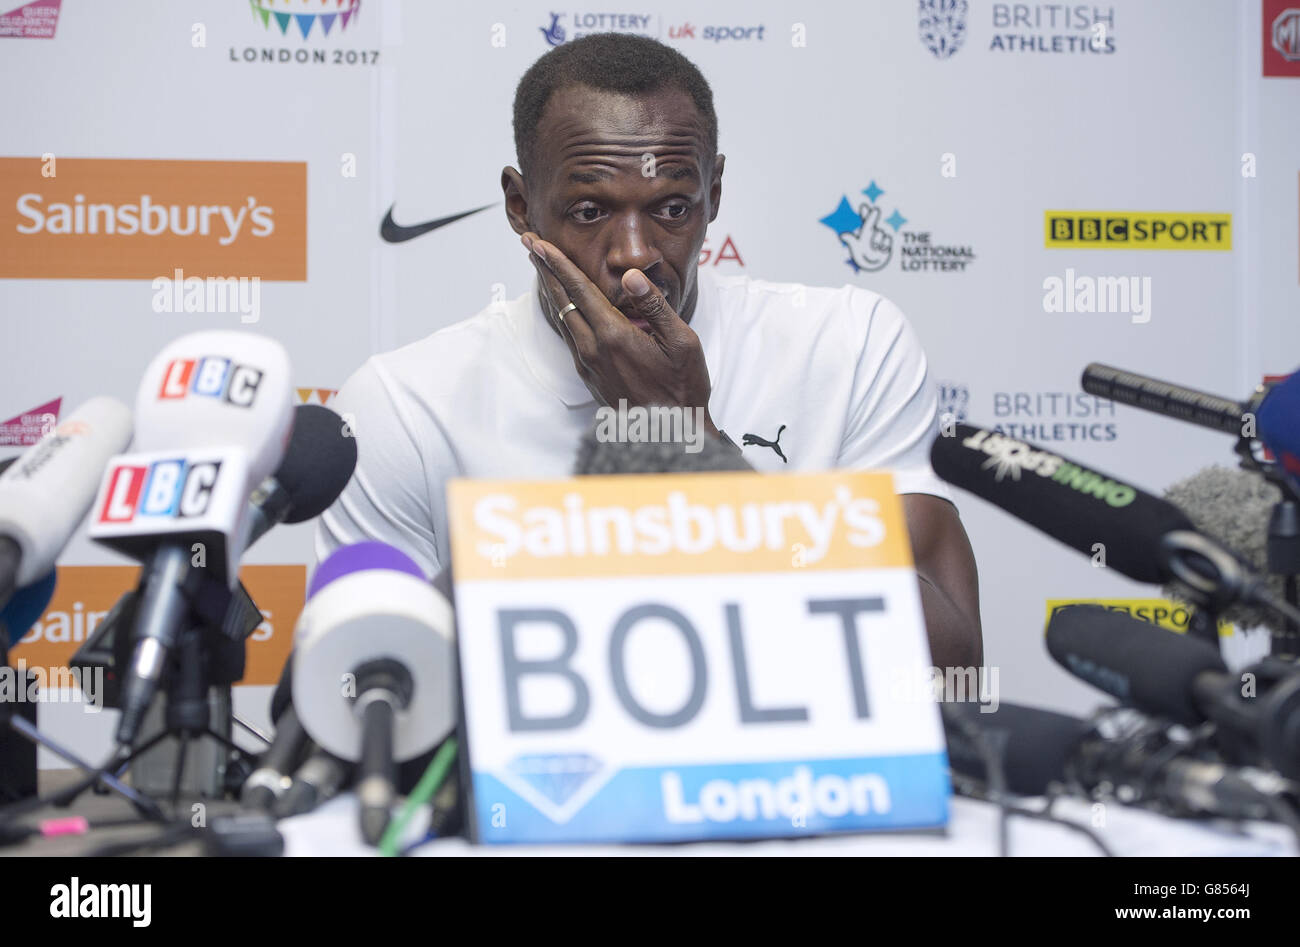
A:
512;33;718;180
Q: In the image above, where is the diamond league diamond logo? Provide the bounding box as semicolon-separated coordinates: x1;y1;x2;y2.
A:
497;753;614;824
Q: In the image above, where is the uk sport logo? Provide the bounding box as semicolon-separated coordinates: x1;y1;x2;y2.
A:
157;357;264;407
97;459;222;523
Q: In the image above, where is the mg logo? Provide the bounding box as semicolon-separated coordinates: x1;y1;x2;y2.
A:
1274;8;1300;60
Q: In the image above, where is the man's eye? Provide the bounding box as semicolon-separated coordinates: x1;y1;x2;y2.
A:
571;205;603;222
661;203;689;220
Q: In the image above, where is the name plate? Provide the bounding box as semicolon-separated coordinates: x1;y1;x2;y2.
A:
448;470;949;844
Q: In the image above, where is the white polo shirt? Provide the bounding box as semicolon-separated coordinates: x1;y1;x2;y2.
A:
315;269;952;578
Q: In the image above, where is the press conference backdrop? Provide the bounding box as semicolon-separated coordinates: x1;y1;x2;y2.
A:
3;0;1299;765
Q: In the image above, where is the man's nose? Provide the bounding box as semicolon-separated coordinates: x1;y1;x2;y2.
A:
605;212;662;276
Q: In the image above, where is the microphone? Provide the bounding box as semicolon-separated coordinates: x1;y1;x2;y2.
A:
944;700;1289;820
89;331;294;747
942;701;1089;797
292;542;456;844
246;404;357;547
1257;370;1300;484
277;747;353;818
930;424;1300;628
241;706;312;812
69;401;361;706
573;417;754;475
1045;604;1300;779
1164;466;1287;639
1080;363;1265;437
0;570;56;661
0;397;132;609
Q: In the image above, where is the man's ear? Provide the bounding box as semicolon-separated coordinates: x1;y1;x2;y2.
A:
707;154;725;223
502;166;530;235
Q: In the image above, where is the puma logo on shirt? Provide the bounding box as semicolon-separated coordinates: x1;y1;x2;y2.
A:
743;424;787;463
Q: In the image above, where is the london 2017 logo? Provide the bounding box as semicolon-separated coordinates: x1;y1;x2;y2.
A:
249;0;361;38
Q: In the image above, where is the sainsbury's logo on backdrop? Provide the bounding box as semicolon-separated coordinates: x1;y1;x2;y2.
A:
0;157;306;280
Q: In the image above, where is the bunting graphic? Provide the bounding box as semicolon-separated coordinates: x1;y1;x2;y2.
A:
296;387;339;406
249;0;360;39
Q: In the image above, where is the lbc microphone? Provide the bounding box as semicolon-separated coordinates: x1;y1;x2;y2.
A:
292;542;456;844
89;331;293;747
1046;604;1300;779
930;424;1300;628
0;397;132;609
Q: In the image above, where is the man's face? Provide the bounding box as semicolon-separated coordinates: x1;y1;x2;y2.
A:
505;84;722;329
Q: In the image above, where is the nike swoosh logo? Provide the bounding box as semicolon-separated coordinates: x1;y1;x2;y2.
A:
379;203;494;243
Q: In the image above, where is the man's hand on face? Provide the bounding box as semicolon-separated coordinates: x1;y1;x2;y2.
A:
523;231;718;437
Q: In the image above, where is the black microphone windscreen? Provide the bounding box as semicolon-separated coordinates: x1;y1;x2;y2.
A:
1045;604;1227;724
573;418;754;475
930;424;1193;585
943;701;1090;796
276;405;358;523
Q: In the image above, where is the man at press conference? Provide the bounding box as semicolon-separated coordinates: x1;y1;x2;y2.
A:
316;34;983;672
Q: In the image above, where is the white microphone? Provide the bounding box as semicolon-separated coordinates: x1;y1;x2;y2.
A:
89;330;293;746
0;397;133;607
293;542;457;844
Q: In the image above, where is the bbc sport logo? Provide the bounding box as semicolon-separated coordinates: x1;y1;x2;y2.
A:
1044;211;1232;250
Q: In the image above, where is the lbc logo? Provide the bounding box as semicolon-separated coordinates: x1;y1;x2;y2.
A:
98;459;222;523
158;357;263;407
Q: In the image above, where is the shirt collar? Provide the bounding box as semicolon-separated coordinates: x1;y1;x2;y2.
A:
512;270;720;409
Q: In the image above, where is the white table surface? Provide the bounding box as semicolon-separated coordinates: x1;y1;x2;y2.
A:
277;793;1298;857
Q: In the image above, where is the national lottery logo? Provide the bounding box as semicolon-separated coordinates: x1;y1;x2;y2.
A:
819;178;976;275
539;11;656;46
158;357;264;408
249;0;361;39
97;459;222;524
